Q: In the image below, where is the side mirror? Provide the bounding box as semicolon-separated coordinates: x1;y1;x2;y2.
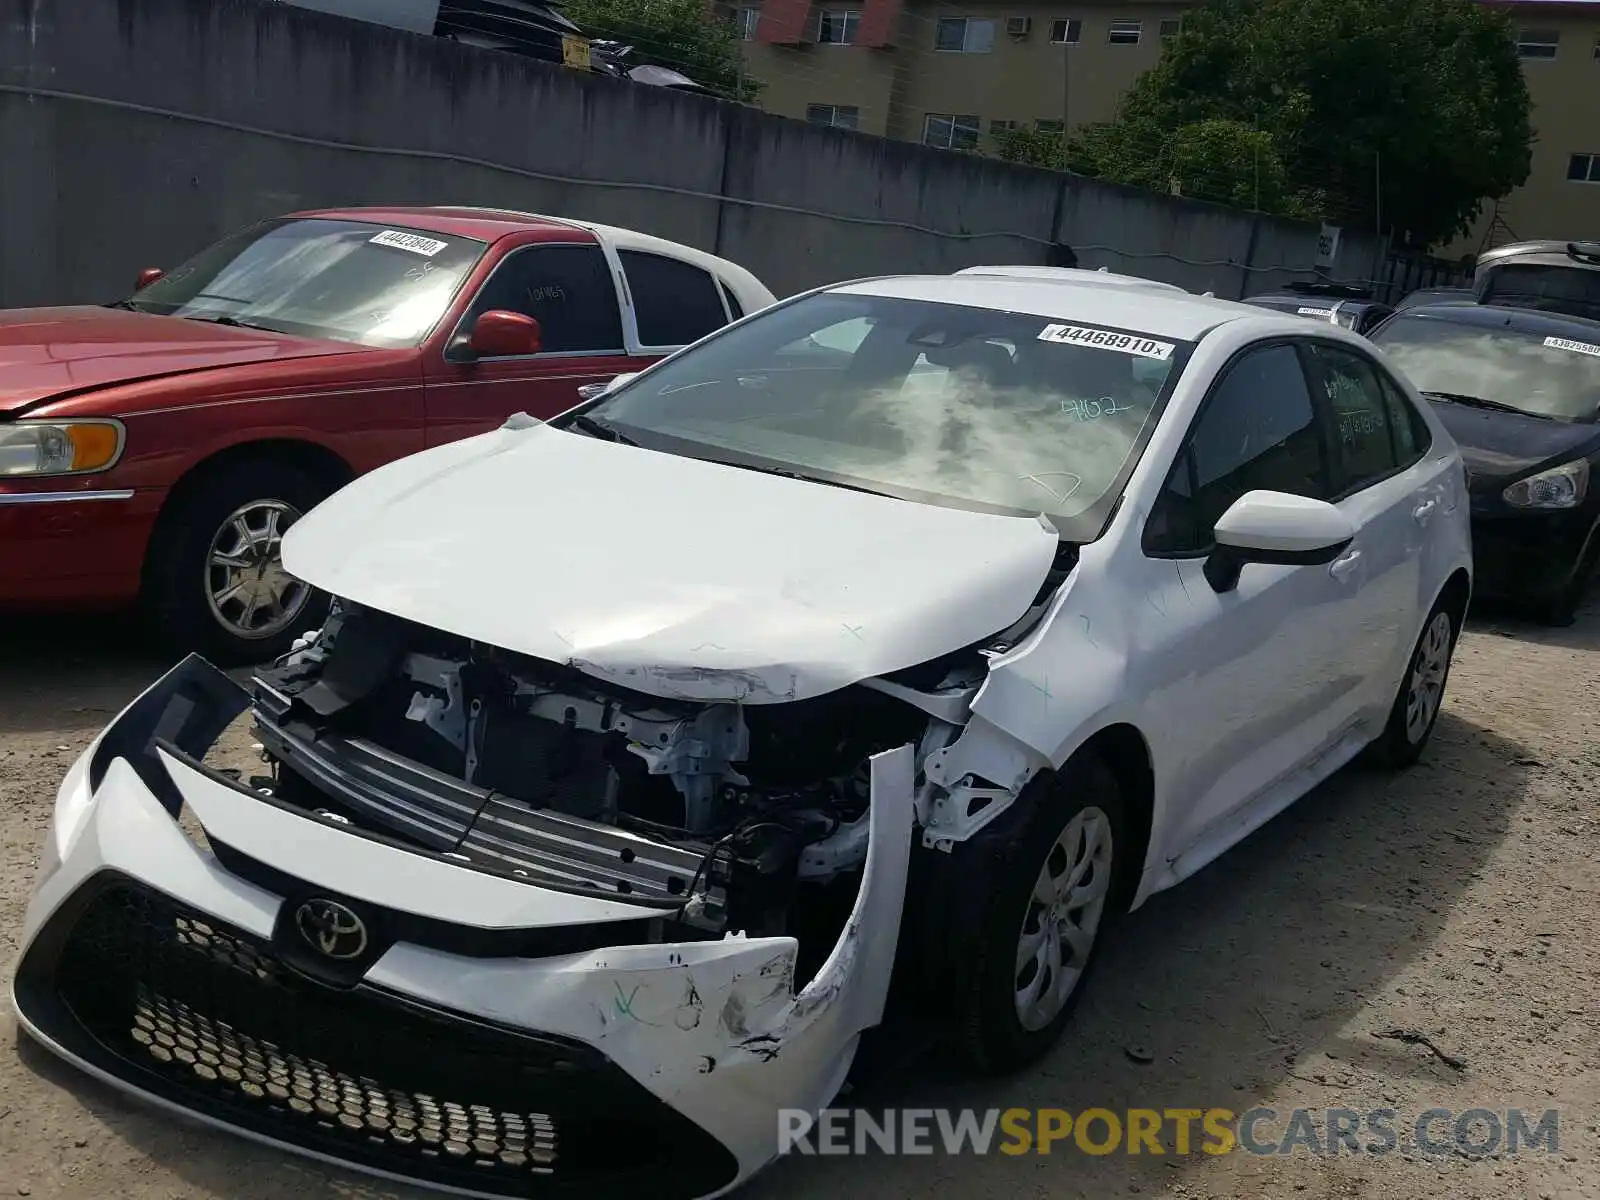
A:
456;310;542;360
577;371;640;402
1203;490;1355;593
135;268;165;291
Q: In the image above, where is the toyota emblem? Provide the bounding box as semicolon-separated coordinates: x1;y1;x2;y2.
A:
294;899;369;960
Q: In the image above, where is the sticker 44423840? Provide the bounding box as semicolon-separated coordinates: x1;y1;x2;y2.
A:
1038;324;1175;361
369;230;450;257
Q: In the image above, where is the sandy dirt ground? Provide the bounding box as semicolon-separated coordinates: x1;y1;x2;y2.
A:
1;600;1596;1200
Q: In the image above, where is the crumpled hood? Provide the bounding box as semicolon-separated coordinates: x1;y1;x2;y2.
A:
0;305;365;413
283;423;1061;703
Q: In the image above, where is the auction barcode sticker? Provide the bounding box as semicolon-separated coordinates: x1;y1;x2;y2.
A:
1544;335;1600;358
1297;306;1335;318
1038;324;1175;361
369;230;450;257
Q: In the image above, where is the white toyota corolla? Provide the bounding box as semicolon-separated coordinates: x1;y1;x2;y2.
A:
14;267;1472;1198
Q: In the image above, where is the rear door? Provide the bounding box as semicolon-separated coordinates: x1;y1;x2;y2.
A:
423;241;639;446
614;248;736;353
1300;339;1439;714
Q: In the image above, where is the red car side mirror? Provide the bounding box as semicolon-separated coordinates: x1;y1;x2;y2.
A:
469;310;542;358
135;268;166;291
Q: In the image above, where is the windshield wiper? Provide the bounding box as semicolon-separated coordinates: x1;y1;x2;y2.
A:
104;299;145;312
709;458;891;497
565;413;638;446
181;313;275;331
1422;390;1545;418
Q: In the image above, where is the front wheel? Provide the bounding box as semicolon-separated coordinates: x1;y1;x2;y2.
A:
144;460;332;665
1534;541;1597;627
953;754;1130;1073
1369;602;1457;769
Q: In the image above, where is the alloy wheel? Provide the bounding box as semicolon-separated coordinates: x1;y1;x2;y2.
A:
1014;805;1114;1032
1404;610;1453;744
204;499;310;642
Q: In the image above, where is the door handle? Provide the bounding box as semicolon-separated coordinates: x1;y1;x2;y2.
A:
1412;499;1438;523
1329;550;1363;581
577;381;611;401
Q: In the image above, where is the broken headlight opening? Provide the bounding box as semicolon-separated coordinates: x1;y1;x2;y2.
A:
246;600;1034;980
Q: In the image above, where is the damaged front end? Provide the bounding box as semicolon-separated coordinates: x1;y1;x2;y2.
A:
15;603;1019;1197
249;601;946;944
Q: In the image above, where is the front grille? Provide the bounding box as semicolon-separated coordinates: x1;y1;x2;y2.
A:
15;877;738;1199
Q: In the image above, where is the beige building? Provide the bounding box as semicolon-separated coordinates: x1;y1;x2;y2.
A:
722;0;1600;250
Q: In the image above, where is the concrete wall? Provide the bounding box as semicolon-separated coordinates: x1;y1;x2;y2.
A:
0;0;1382;310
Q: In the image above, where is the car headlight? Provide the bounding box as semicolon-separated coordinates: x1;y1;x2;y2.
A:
0;419;125;477
1502;459;1590;510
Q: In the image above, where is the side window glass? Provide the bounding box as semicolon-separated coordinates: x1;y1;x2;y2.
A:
1305;342;1399;493
720;280;746;321
1379;371;1432;463
619;250;729;346
464;244;623;354
1143;344;1327;555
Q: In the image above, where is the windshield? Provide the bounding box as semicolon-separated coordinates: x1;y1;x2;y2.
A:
583;290;1192;538
1371;313;1600;422
124;218;488;347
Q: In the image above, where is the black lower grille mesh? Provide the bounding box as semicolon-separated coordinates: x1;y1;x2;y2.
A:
16;877;738;1199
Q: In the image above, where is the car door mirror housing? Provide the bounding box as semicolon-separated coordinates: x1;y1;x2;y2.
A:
135;267;165;291
1204;490;1356;593
457;310;542;360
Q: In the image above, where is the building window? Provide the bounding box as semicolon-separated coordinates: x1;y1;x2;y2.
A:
1593;33;1600;60
817;9;860;44
935;17;996;53
1159;18;1182;40
807;103;860;130
924;113;983;150
733;6;759;40
1108;19;1143;45
1567;153;1600;183
1049;18;1081;44
1517;27;1559;59
1036;119;1065;135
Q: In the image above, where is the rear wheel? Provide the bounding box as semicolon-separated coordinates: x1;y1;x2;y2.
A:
144;460;331;665
1370;602;1457;769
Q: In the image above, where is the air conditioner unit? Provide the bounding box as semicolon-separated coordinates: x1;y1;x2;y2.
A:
1006;16;1032;38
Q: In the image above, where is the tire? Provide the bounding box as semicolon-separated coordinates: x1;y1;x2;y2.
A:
1369;600;1458;769
143;459;332;665
952;753;1132;1073
1533;542;1597;628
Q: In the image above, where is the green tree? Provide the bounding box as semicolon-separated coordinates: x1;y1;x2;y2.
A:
564;0;761;102
1066;0;1532;246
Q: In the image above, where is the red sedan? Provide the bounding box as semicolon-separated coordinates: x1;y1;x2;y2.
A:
0;207;776;661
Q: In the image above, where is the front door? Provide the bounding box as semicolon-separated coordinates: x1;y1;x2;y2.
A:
1136;342;1367;851
424;242;643;446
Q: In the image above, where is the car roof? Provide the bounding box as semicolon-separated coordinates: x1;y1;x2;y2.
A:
1246;293;1386;311
953;265;1188;293
1382;301;1600;340
288;206;597;242
282;206;771;297
1475;239;1600;274
830;274;1278;341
